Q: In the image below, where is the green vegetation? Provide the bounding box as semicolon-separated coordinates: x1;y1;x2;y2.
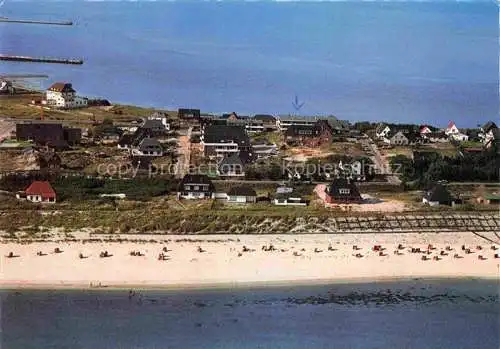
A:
390;148;499;187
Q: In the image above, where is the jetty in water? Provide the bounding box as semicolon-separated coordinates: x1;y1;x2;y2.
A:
0;18;73;26
0;55;83;65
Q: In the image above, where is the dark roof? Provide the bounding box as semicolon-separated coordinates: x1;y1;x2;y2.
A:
219;152;244;167
327;178;362;199
16;123;64;145
203;125;249;146
139;138;162;150
25;181;56;198
142;119;165;130
180;174;213;186
118;134;135;146
424;184;453;204
482;121;497;133
227;186;256;197
47;82;75;93
238;149;255;164
253;114;276;123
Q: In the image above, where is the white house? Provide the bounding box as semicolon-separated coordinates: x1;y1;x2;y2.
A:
147;112;171;131
375;123;391;139
445;121;460;136
45;82;87;109
445;121;468;142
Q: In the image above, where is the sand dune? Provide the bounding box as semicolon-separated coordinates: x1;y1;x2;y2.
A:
1;232;498;289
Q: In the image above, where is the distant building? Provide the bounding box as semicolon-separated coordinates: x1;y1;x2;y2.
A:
324;178;363;204
133;138;163;157
45;82;87;109
177;174;214;200
375;123;391;139
273;187;308;206
422;183;454;206
201;125;252;159
276;115;318;131
178;108;201;121
142;119;168;134
148;111;171;131
17;181;56;203
480;121;498;148
253;114;277;130
16;122;80;148
226;186;257;204
284;121;333;147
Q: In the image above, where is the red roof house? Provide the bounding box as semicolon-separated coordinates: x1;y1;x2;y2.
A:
24;181;56;203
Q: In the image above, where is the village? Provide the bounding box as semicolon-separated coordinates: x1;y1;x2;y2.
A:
0;80;498;219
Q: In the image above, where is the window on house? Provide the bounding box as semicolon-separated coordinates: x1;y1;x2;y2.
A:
339;189;350;195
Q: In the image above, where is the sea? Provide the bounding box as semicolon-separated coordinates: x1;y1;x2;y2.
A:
1;279;499;348
0;1;497;127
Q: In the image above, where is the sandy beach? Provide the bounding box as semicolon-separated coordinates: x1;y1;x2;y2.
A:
1;232;499;289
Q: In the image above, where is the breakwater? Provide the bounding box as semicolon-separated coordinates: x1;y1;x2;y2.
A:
0;55;83;65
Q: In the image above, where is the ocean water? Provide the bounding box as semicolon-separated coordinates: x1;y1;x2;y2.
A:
0;1;497;127
1;279;499;349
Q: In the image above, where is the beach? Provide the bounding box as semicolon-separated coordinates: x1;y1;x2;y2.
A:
1;232;498;289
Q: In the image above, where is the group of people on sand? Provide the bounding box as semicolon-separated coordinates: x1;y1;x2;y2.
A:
4;243;500;261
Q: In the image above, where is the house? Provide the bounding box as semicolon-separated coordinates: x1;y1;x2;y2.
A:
480;121;499;147
445;121;460;136
252;143;278;159
389;131;409;146
98;127;122;144
16;122;71;148
177;174;214;200
273;187;308;206
276;115;318;131
253;114;277;131
375;123;391;139
178;108;201;121
142;119;167;135
419;125;432;136
444;121;468;142
324;178;363;204
201;125;252;159
17;181;56;203
133;138;163;156
245;119;265;133
45;82;87;109
422;183;454;206
217;152;246;177
486;128;500;150
148;112;171;131
284;121;333;147
226;186;257;204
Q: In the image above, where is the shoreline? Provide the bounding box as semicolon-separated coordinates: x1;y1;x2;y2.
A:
1;275;498;292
